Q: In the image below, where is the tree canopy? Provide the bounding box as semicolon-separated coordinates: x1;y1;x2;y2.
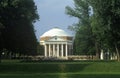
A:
90;0;120;61
66;0;120;60
0;0;39;59
66;0;96;55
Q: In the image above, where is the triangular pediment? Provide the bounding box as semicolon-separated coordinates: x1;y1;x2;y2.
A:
46;36;65;41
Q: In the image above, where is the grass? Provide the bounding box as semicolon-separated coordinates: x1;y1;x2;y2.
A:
0;60;120;78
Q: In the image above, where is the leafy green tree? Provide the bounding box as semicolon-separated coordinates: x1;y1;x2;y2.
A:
90;0;120;61
66;0;96;56
37;42;44;55
0;0;39;60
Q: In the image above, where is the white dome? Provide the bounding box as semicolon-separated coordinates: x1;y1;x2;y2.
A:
41;27;72;37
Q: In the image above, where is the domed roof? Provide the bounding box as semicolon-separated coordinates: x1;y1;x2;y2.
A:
40;27;72;37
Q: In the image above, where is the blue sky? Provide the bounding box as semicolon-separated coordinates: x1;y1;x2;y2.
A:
33;0;78;41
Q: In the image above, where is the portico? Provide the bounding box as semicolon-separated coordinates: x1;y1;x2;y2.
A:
44;42;72;58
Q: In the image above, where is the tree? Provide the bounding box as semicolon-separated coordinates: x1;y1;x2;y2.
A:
0;0;39;60
37;42;44;55
66;0;96;56
90;0;120;61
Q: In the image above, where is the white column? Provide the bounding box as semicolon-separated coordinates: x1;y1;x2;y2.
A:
57;44;59;57
53;44;55;57
100;49;104;60
44;44;47;57
65;44;68;57
61;44;63;57
49;44;51;57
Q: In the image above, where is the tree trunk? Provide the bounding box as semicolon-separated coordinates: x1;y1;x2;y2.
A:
95;40;100;60
115;44;120;61
0;52;1;63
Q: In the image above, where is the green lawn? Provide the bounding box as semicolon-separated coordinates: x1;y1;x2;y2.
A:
0;60;120;78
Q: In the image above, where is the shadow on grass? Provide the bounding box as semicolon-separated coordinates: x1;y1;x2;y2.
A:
0;74;120;78
1;60;120;78
0;62;90;73
67;74;120;78
58;63;90;73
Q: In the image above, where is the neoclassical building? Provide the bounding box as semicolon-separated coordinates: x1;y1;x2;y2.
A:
40;27;73;59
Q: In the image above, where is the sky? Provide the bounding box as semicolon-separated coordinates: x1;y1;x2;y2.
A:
33;0;78;41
